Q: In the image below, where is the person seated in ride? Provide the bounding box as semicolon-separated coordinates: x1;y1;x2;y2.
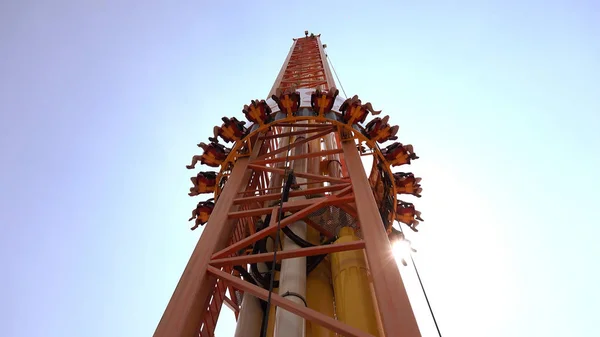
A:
363;115;399;143
189;171;218;196
382;142;419;167
395;201;424;232
242;99;272;125
272;88;301;117
393;172;423;198
189;199;215;230
374;124;399;143
339;95;381;125
310;86;339;116
213;117;247;143
397;183;422;198
186;141;231;169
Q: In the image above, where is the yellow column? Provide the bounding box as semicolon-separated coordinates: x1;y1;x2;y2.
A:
330;227;380;336
305;226;336;337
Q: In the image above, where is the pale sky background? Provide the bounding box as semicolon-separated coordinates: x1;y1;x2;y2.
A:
1;1;599;337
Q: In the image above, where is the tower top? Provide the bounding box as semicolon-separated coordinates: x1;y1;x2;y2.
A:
270;32;333;96
294;31;321;41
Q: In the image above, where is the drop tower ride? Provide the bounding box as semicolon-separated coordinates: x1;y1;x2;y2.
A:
155;32;424;337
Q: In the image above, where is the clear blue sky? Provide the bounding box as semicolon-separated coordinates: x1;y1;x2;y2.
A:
1;1;599;336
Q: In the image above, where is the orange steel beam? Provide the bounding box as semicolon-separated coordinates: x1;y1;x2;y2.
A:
332;184;354;197
334;128;350;177
261;170;270;193
207;266;374;337
282;68;322;78
246;166;263;193
210;241;365;268
282;80;328;90
223;296;238;313
269;207;279;226
162;34;355;336
237;180;317;197
154;138;265;337
341;139;422;337
268;40;296;97
233;183;350;205
253;148;344;166
227;195;355;219
257;150;343;167
256;128;332;160
213;195;352;259
273;36;331;93
248;164;347;184
259;126;334;140
273;123;336;128
316;35;336;89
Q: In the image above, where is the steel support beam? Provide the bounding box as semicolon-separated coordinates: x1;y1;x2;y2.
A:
154;140;265;337
341;139;421;337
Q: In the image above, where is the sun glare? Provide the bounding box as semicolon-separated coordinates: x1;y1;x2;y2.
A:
393;240;412;267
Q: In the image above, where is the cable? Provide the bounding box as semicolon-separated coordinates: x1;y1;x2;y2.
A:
233;266;268;312
260;132;294;337
326;53;348;98
398;225;442;337
409;254;442;337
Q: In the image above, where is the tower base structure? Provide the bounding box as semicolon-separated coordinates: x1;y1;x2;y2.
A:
155;33;425;337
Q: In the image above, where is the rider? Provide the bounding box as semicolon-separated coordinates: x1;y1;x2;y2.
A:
381;142;419;167
189;199;215;230
310;87;339;116
242;99;272;125
273;88;301;116
189;171;218;196
213;117;247;143
393;172;423;198
395;201;424;232
363;115;399;143
186;141;230;169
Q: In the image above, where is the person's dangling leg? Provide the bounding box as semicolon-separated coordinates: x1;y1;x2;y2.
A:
415;212;424;221
186;155;202;169
188;209;197;221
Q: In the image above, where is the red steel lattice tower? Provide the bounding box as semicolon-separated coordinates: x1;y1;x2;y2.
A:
155;32;424;337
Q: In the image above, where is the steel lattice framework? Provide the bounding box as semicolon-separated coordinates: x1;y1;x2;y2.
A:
155;33;424;337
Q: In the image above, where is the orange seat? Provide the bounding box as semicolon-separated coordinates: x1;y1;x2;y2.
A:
273;91;301;116
364;117;384;137
242;100;272;125
311;88;338;116
382;142;412;167
393;172;419;195
216;117;247;143
340;96;381;124
189;182;215;196
199;143;230;167
364;117;398;143
341;102;368;125
395;203;417;225
190;200;215;230
196;171;217;186
190;172;218;196
196;206;212;222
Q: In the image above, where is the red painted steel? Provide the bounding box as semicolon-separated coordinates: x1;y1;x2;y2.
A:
278;36;331;92
155;33;422;337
